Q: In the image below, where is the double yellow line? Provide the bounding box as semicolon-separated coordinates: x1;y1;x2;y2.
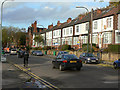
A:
14;64;60;90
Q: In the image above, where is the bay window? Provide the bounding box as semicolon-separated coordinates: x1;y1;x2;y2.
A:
103;32;112;44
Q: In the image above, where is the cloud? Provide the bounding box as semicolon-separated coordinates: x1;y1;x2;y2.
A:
2;2;109;28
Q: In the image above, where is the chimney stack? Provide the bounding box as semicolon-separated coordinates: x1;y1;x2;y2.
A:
48;23;53;29
57;21;61;26
79;14;85;20
67;18;72;23
97;9;102;14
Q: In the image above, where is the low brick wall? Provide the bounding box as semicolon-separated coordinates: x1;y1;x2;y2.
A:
31;50;120;61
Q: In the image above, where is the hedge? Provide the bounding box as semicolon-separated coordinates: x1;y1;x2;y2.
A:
58;45;71;51
108;44;120;53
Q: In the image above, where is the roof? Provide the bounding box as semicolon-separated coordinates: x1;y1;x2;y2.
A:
75;13;91;25
29;4;120;34
102;6;119;18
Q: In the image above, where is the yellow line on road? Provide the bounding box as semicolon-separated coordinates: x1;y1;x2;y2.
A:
14;64;60;90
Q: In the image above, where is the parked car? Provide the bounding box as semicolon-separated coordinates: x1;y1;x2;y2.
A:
35;51;43;56
18;50;25;58
79;53;99;64
113;59;120;69
52;54;82;71
58;51;68;56
10;49;17;55
31;51;35;55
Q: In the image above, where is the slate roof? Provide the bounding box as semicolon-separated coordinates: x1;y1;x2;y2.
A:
31;4;120;34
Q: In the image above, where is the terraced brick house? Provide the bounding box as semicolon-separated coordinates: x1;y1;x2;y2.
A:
26;4;120;49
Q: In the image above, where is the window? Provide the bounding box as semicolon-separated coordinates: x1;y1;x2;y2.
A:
66;29;69;35
86;23;89;31
94;21;98;29
107;18;112;28
59;30;61;36
92;34;98;44
50;32;52;38
56;31;58;36
115;31;120;44
53;32;55;36
70;28;72;34
103;32;112;44
62;38;65;45
81;36;88;44
64;29;65;35
76;26;79;32
67;37;72;45
73;37;79;45
57;38;61;45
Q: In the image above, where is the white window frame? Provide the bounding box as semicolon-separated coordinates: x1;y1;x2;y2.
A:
94;21;98;29
107;18;112;28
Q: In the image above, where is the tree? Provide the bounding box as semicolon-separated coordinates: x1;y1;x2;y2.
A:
2;26;26;48
34;34;44;47
109;0;120;7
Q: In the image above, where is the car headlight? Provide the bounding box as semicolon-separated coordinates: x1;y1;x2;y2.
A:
87;58;90;60
96;58;98;60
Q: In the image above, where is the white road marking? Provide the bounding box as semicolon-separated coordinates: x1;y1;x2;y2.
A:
104;81;118;84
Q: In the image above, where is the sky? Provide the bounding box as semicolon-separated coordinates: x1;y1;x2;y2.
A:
0;0;111;31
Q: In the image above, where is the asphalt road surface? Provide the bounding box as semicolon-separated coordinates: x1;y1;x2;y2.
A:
6;55;119;89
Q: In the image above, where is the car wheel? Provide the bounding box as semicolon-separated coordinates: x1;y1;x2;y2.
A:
52;65;55;69
114;63;117;69
59;64;64;71
76;67;81;71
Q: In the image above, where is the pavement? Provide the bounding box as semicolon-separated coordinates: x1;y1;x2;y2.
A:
2;61;47;89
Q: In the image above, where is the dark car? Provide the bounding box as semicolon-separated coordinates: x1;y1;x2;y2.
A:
52;54;82;71
79;53;99;64
18;50;25;58
35;51;43;56
32;51;38;55
58;51;68;55
113;58;120;69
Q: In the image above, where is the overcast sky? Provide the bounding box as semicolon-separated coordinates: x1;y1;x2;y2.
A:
0;0;110;30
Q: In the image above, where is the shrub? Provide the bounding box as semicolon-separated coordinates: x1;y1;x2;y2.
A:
43;46;52;50
58;45;71;51
102;48;109;53
108;44;120;53
26;46;32;51
33;47;39;50
38;47;42;50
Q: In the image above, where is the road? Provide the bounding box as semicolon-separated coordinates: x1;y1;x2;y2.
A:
6;55;119;89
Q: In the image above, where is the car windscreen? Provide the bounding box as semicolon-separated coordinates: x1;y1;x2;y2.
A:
37;51;42;53
63;52;68;54
11;50;16;51
86;53;94;57
64;55;79;60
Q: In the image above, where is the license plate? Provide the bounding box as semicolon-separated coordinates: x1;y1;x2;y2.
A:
70;61;77;63
92;60;96;62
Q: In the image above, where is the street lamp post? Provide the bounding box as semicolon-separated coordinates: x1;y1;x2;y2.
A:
0;0;14;61
76;6;90;53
